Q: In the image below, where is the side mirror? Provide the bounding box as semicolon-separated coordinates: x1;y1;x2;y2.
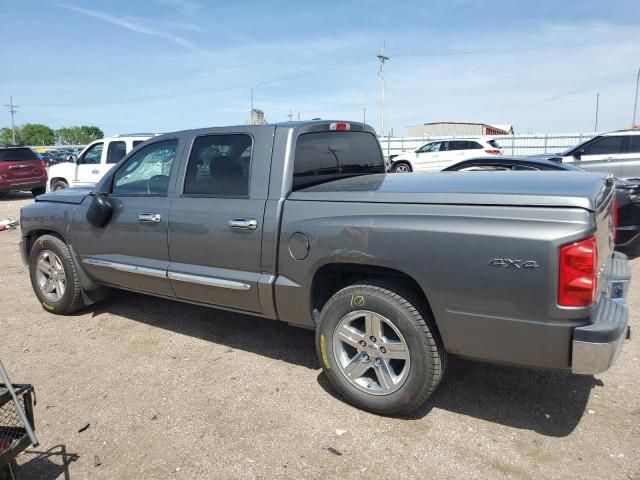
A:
70;154;78;163
85;193;113;228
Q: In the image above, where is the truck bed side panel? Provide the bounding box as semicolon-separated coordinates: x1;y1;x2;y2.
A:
276;200;597;369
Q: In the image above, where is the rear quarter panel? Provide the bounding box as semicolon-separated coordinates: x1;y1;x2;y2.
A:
276;200;598;369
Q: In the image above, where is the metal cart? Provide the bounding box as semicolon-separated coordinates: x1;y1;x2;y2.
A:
0;361;38;480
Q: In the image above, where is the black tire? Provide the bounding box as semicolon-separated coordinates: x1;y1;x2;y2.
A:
316;281;445;416
51;179;68;191
31;186;46;197
392;161;412;173
28;234;85;315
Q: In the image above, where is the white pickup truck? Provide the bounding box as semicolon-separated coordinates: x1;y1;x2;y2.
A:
47;134;154;191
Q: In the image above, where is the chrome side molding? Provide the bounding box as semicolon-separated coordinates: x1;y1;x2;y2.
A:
82;258;251;291
167;271;250;291
82;258;167;278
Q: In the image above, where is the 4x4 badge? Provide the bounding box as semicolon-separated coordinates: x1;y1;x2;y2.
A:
489;258;539;270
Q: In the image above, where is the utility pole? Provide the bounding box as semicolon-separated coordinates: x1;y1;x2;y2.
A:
4;96;18;144
363;107;366;125
297;112;300;121
287;109;293;121
377;43;389;137
633;67;640;127
594;93;600;132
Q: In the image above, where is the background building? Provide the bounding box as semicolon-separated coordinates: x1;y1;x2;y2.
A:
405;121;514;137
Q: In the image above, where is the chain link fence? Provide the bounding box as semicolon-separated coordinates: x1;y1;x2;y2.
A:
378;132;598;159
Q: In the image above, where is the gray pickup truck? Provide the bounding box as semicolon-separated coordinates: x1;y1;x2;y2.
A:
20;121;631;416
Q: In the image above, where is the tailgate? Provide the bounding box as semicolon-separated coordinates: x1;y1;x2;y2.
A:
1;160;44;180
594;179;617;295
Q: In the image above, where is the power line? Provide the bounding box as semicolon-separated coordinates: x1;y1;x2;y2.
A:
3;97;18;144
392;38;635;58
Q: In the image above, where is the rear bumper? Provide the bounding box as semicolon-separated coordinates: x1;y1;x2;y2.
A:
572;252;631;375
0;180;46;193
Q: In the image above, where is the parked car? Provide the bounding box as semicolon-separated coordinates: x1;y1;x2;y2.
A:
388;136;502;173
536;128;640;178
0;147;47;197
20;121;629;416
47;134;154;191
443;156;640;257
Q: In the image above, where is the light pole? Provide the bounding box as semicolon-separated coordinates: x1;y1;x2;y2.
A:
594;93;600;132
250;82;265;112
363;107;366;125
633;67;640;127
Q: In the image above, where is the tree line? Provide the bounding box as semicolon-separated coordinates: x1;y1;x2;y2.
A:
0;124;104;147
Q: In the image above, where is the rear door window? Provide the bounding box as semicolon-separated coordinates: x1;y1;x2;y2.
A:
106;141;127;164
582;136;624;155
627;136;640;154
293;131;384;191
183;134;252;197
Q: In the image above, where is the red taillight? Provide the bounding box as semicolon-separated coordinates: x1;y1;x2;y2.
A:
484;149;501;155
612;197;618;242
329;122;350;131
558;236;597;307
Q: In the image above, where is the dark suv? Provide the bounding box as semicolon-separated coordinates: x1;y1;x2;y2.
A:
0;147;47;196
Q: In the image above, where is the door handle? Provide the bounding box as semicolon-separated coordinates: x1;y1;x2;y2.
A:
138;213;162;224
228;218;258;230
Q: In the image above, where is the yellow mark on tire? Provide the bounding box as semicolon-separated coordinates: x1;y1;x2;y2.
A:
350;295;365;307
42;302;54;311
320;334;331;370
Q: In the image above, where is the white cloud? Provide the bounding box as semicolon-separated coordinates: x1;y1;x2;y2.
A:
158;0;203;15
55;2;198;51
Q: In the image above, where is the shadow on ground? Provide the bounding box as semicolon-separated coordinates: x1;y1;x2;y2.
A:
318;358;600;437
84;290;597;436
0;192;34;203
16;444;79;480
84;289;319;370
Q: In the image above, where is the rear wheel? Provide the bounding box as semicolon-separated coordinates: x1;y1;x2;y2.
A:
392;161;412;173
31;187;45;196
316;282;445;416
51;179;68;191
29;234;85;314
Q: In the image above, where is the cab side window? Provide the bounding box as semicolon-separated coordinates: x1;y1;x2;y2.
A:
79;143;103;165
183;134;252;197
112;140;178;196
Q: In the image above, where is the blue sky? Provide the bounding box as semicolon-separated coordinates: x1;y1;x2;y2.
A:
1;0;639;136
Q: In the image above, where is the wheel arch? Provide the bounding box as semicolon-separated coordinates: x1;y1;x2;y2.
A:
310;262;442;344
390;159;413;172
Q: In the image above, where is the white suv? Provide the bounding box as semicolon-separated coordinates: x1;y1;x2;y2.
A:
389;137;503;173
47;134;155;191
556;129;640;178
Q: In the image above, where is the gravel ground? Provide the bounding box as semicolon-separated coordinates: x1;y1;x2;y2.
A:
0;192;639;480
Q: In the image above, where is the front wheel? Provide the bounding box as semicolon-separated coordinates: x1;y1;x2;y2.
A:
316;282;445;416
29;234;85;314
392;161;412;173
51;179;68;191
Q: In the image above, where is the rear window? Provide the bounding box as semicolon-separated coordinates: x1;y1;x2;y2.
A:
0;148;38;161
488;140;501;149
293;132;385;191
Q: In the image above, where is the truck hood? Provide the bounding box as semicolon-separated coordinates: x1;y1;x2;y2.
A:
36;187;92;204
292;172;612;211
